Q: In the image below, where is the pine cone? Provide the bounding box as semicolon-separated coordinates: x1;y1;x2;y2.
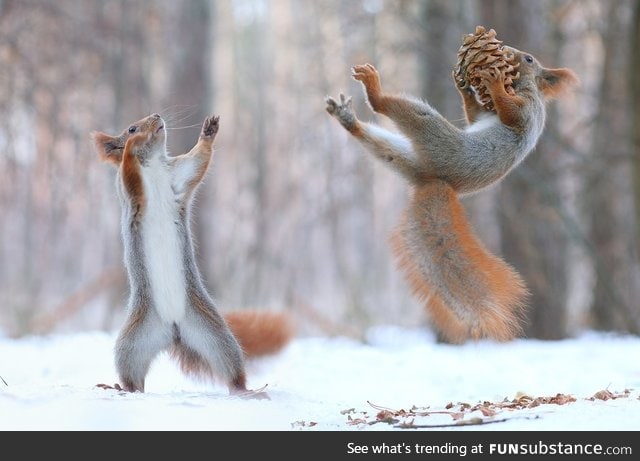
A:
453;26;520;111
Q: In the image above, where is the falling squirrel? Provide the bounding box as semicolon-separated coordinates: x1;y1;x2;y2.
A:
92;114;293;396
325;36;578;343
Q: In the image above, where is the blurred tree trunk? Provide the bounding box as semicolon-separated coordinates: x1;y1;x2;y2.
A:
235;6;270;307
110;0;151;128
588;0;640;333
312;1;376;331
418;0;465;119
167;0;214;287
632;0;640;260
478;0;570;339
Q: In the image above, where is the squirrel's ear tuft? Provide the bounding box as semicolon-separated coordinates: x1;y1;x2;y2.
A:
91;131;123;166
537;67;579;101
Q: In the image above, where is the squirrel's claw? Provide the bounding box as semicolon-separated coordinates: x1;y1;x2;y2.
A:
201;115;220;138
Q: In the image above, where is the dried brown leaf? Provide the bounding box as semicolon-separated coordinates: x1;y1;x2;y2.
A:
479;406;497;417
376;411;400;424
528;399;542;408
291;420;317;428
551;393;577;405
347;418;368;426
590;389;624;401
376;409;396;420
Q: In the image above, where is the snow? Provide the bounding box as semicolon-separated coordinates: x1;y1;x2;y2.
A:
1;326;639;432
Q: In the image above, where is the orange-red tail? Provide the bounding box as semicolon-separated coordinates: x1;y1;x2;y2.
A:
390;180;528;343
224;310;295;358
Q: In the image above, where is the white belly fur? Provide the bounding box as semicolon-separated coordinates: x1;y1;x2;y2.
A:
142;161;187;323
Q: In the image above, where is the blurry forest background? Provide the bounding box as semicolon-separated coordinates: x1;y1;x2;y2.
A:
1;0;639;341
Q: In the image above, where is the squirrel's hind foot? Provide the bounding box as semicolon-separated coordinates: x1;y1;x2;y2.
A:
95;382;127;392
231;384;271;400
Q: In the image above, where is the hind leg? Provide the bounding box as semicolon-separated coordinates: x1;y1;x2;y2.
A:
179;296;268;399
115;306;172;392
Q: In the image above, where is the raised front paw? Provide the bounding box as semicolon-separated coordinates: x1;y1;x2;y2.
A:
477;67;504;90
325;93;358;132
351;63;381;89
352;63;384;111
201;115;220;139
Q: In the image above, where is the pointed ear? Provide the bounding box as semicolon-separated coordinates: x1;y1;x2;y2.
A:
536;67;579;101
91;131;123;166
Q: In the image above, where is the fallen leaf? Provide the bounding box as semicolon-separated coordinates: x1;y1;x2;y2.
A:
479;406;497;417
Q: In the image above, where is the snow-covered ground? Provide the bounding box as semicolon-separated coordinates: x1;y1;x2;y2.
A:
1;326;639;432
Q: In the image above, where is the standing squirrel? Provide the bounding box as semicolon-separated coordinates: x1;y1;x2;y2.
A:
325;46;578;343
92;113;293;396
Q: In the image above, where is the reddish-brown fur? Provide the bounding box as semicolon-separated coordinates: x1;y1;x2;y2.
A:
91;131;124;165
224;310;295;358
390;181;528;343
481;73;528;129
538;68;579;100
120;133;148;226
475;59;579;132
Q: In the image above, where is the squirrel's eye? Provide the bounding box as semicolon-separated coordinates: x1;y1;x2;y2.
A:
524;55;534;64
128;126;137;134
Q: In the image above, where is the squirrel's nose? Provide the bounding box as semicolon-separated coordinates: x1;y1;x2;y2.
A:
152;113;161;119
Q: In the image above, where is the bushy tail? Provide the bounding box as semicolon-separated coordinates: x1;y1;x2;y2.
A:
390;180;528;343
224;310;295;358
